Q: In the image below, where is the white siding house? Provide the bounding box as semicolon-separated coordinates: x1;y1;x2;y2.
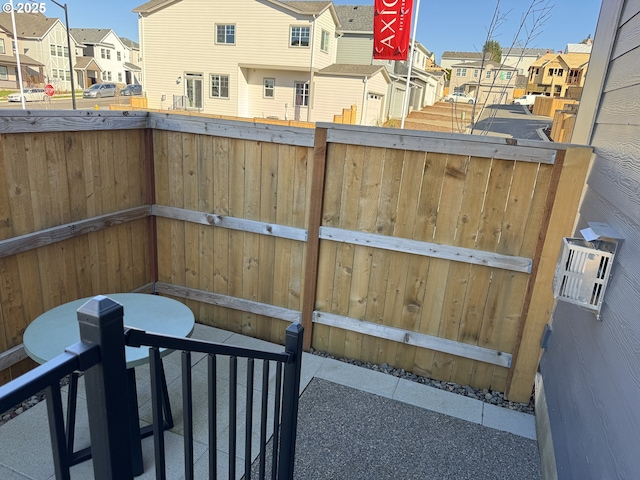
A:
71;29;131;85
133;0;388;123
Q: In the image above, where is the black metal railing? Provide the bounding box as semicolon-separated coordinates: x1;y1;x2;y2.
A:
0;296;303;480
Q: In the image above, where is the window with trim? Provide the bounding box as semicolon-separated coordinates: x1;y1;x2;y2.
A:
57;45;63;56
0;65;7;80
65;69;70;81
320;30;330;52
63;46;68;57
50;44;56;56
455;67;466;77
117;51;121;61
473;69;479;78
263;78;275;98
485;70;491;78
294;81;309;106
216;24;235;44
118;72;123;82
0;39;5;55
211;74;229;98
290;26;310;47
505;71;512;80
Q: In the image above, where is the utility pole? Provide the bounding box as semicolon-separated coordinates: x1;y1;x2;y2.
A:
51;0;76;109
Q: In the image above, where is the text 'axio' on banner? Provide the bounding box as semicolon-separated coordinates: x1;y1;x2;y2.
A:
373;0;414;60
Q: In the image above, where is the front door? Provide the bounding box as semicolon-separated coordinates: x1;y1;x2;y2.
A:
185;73;203;110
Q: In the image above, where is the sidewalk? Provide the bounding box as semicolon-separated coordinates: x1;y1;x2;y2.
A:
0;324;540;479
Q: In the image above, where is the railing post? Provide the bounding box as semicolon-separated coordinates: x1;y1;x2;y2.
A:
77;295;134;480
278;323;304;480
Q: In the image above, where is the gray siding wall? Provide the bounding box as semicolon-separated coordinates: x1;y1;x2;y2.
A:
541;1;640;478
336;34;373;65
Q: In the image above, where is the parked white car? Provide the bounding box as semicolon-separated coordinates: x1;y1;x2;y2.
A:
443;92;476;104
512;94;542;106
7;88;46;102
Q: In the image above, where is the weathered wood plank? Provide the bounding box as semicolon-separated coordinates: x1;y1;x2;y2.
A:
227;139;246;334
319;226;532;273
152;205;307;242
313;312;512;368
323;123;558;163
0;111;148;134
156;283;301;323
148;113;315;147
0;344;27;372
0;206;151;258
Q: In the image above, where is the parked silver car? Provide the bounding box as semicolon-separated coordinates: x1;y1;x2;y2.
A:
83;83;117;98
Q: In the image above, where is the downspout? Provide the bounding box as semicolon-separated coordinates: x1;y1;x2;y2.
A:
306;14;317;123
360;75;368;125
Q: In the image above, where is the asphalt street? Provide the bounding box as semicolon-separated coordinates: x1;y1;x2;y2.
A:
472;104;551;140
0;95;128;110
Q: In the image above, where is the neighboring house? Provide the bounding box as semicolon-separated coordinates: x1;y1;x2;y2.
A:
449;60;517;104
0;12;78;91
73;56;103;90
0;31;44;88
539;1;640;478
333;4;440;118
501;47;553;75
527;52;589;97
133;0;389;124
121;37;142;85
71;28;133;85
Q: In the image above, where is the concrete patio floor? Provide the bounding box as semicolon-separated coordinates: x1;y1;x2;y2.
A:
0;323;539;479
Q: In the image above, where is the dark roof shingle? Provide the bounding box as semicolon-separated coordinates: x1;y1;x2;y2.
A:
334;5;373;32
0;12;57;38
70;28;112;44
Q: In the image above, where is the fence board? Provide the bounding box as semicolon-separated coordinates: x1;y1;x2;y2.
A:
228;139;246;334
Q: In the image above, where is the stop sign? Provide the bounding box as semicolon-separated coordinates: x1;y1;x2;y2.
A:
44;84;54;97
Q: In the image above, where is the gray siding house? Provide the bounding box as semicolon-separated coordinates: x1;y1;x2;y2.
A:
539;1;640;478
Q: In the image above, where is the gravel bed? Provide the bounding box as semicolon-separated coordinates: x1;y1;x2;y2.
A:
310;349;535;415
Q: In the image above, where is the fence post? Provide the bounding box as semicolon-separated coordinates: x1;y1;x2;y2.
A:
77;295;134;480
278;323;304;480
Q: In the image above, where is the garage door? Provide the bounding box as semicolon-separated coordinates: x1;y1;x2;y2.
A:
365;93;384;126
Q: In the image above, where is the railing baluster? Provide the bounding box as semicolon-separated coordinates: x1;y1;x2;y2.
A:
208;354;217;479
182;351;194;480
271;362;283;480
45;382;71;480
245;358;255;479
229;356;237;480
259;360;270;480
65;373;78;463
150;347;166;480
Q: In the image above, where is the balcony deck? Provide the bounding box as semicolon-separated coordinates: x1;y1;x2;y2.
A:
0;323;539;480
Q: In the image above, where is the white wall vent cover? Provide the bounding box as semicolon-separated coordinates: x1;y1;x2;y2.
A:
552;237;617;316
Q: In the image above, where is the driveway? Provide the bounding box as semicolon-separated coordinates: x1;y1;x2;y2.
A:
471;104;551;140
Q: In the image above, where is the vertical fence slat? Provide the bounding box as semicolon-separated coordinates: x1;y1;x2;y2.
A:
229;356;237;479
150;347;166;480
45;383;71;480
259;360;270;480
208;354;217;478
182;351;194;480
245;358;255;478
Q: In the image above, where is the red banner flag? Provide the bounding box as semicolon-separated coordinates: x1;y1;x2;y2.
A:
373;0;414;60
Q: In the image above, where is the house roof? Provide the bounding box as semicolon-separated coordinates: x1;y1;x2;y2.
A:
558;53;590;68
0;53;43;66
529;53;558;67
133;0;176;13
281;1;332;14
441;51;484;60
565;43;592;54
121;37;140;50
124;61;142;71
73;56;102;71
317;64;390;83
502;47;553;57
0;12;58;39
450;60;516;70
70;28;112;45
334;5;373;32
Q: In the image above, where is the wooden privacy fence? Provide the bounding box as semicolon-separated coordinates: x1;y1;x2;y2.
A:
0;111;592;402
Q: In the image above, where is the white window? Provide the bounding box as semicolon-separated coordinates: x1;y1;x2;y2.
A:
101;48;111;60
53;69;59;79
486;70;492;79
0;65;7;80
210;74;229;98
117;51;121;61
263;78;275;98
118;72;123;82
0;39;4;55
505;71;513;80
106;71;112;81
455;68;467;77
290;26;310;47
50;44;56;56
294;81;309;106
320;30;330;52
216;24;235;44
473;69;479;78
65;69;70;81
57;45;63;57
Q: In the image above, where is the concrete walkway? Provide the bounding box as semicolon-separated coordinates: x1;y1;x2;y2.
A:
0;324;539;479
